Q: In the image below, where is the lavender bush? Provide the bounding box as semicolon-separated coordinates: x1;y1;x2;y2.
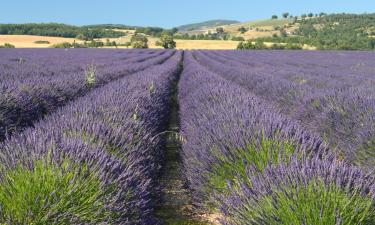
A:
0;49;174;141
179;52;327;210
0;50;182;224
192;50;375;169
221;156;375;224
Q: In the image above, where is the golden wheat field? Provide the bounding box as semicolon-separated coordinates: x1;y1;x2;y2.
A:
0;35;241;49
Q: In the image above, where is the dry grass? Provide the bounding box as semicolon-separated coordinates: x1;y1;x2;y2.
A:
3;34;318;50
175;40;239;50
0;35;78;48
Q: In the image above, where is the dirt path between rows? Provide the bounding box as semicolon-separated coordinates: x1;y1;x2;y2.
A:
155;54;213;225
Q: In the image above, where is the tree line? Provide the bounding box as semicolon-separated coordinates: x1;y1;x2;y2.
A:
0;23;125;39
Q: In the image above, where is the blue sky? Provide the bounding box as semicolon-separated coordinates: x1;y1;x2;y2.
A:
1;0;374;28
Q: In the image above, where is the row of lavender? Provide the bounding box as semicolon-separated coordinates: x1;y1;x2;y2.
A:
0;49;174;141
0;50;182;224
179;52;374;224
192;50;375;170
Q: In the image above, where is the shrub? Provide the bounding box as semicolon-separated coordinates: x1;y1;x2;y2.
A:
51;42;72;48
0;43;15;48
237;40;267;50
157;33;176;49
238;27;247;34
285;43;303;50
131;34;148;49
222;157;375;225
0;157;114;224
207;134;298;195
33;40;50;44
231;36;245;41
271;43;285;49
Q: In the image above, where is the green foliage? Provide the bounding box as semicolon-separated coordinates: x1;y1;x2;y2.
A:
158;33;176;49
0;23;124;38
231;36;245;41
51;42;72;48
271;15;278;20
105;39;117;47
271;43;286;49
356;137;375;168
0;158;114;224
75;33;88;40
216;27;225;34
285;43;303;50
237;40;267;50
174;33;223;40
135;27;164;37
240;179;374;225
282;12;290;18
207;134;297;195
0;43;15;48
131;34;148;48
238;27;247;34
33;40;50;44
86;40;104;48
249;13;375;50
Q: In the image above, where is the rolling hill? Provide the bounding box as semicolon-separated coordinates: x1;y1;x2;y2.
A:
2;13;375;50
177;20;240;31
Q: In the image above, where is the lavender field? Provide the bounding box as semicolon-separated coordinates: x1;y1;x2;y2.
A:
0;49;373;224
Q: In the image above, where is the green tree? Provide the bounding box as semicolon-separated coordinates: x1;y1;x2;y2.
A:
282;12;290;18
76;34;87;40
272;15;278;20
308;13;314;18
157;33;176;49
216;27;225;34
131;34;149;48
3;43;15;48
238;27;247;34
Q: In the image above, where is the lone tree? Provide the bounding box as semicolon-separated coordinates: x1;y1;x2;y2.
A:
131;34;148;48
308;13;314;18
156;33;176;49
271;15;278;20
216;27;225;34
282;12;289;18
238;27;247;34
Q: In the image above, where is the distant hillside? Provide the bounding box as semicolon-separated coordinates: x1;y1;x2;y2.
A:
250;13;375;50
178;20;240;31
177;18;294;40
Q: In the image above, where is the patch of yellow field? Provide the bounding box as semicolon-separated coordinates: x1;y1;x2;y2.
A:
0;35;78;48
2;34;315;50
107;36;239;50
175;40;239;50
